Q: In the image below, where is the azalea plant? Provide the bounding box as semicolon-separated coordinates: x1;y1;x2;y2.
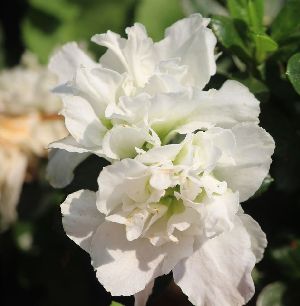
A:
47;12;274;306
0;1;300;306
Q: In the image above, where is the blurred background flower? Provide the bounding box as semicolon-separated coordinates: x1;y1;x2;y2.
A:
0;1;300;306
0;52;66;230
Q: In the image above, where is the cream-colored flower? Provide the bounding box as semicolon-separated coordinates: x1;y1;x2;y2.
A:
0;52;61;115
47;14;221;186
47;13;276;306
0;54;66;230
61;122;274;306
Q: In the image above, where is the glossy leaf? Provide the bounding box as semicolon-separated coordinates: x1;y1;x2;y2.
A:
254;33;278;63
271;0;300;43
228;0;264;31
248;0;264;32
211;15;252;62
287;53;300;95
256;282;286;306
228;0;249;22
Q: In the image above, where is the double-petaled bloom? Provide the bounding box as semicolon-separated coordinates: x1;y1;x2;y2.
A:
0;53;66;230
48;14;275;306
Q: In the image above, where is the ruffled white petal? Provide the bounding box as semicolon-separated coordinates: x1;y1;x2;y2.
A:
160;234;194;274
147;80;260;142
61;189;104;252
173;217;256;306
61;95;106;147
92;23;157;87
91;31;127;73
215;123;275;201
91;221;194;296
167;207;199;237
239;213;267;263
91;222;164;296
201;191;239;238
134;280;154;306
97;159;147;214
71;67;123;118
47;148;90;188
192;80;260;128
148;91;201;142
144;64;186;95
106;93;150;124
155;14;216;89
49;135;90;154
102;125;148;159
49;42;96;83
136;143;183;165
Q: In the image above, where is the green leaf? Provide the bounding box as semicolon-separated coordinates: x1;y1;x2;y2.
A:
227;0;249;22
271;0;300;43
227;0;264;31
254;33;278;63
247;0;264;32
110;302;124;306
135;0;184;41
211;15;252;62
256;282;286;306
271;239;300;279
287;53;300;95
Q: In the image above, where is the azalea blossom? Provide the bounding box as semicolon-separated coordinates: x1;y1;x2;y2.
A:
47;13;276;306
60;122;274;305
47;14;261;187
47;14;218;184
0;53;66;230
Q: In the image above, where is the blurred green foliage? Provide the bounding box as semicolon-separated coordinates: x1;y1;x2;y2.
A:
135;0;184;41
1;0;300;306
256;282;287;306
22;0;136;63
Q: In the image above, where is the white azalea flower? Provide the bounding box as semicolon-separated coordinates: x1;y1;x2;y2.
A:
48;14;264;189
60;122;274;306
47;14;222;183
0;54;66;230
47;13;276;306
48;77;260;186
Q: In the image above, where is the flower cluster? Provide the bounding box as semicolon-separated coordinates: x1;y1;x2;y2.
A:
0;53;66;230
48;14;275;306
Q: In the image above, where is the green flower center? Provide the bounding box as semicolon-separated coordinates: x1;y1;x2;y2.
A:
160;186;185;216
